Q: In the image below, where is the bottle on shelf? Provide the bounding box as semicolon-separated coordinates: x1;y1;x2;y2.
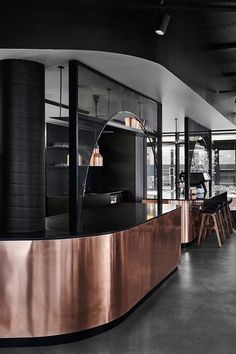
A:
66;153;82;166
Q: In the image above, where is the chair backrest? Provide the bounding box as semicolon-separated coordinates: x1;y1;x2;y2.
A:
203;192;227;210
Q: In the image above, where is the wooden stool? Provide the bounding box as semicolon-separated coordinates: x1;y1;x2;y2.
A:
198;207;225;248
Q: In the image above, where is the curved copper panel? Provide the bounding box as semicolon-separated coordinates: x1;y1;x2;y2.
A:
0;208;180;338
143;199;202;244
167;200;202;244
168;200;194;244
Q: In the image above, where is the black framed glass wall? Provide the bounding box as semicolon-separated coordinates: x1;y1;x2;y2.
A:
212;131;236;200
69;60;162;232
162;119;212;201
45;64;70;219
162;133;185;199
184;117;212;200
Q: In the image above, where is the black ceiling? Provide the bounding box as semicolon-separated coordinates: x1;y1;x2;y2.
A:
128;1;236;85
1;0;236;122
199;8;236;91
127;0;236;117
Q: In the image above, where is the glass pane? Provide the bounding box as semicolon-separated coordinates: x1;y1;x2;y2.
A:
162;144;175;199
186;118;211;198
45;64;70;219
219;150;235;167
179;145;185;172
147;138;157;198
77;65;157;130
75;62;159;230
212;132;236;198
190;139;209;173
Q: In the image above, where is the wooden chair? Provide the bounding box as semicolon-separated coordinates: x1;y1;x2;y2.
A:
198;205;225;248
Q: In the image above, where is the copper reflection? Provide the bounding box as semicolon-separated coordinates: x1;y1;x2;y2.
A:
166;200;202;244
143;199;202;244
0;208;180;339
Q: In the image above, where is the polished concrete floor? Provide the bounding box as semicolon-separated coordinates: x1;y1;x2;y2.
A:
1;233;236;354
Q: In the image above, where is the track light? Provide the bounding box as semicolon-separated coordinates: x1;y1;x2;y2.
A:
155;13;170;35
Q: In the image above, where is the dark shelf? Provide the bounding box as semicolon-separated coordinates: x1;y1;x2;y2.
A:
47;116;156;137
107;121;145;135
47;165;69;169
47;146;69;150
47;165;88;168
47;145;94;151
108;121;156;136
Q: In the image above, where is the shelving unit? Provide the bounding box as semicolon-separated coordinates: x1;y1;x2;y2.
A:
46;114;156;215
46;123;69;198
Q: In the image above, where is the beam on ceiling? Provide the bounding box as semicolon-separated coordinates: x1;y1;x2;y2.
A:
127;3;236;12
223;72;236;77
210;42;236;50
218;89;236;94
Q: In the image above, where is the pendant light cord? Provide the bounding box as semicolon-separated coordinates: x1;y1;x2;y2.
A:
175;117;178;141
58;65;64;118
107;88;111;117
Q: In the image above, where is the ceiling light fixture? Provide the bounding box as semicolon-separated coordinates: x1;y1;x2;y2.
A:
155;13;170;35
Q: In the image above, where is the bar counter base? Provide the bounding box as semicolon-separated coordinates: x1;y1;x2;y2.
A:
181;239;197;248
0;205;181;344
0;268;177;348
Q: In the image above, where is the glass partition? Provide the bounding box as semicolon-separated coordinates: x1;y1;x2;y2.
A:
185;117;212;200
162;133;184;199
69;61;161;232
162;143;176;198
45;64;70;218
147;137;158;198
212;131;236;200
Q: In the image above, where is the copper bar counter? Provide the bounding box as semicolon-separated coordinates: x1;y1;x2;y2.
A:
0;203;181;343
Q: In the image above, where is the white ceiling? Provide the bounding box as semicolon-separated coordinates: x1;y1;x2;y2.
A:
0;48;235;132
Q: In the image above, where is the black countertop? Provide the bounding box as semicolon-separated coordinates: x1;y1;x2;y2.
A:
0;202;180;241
157;190;227;201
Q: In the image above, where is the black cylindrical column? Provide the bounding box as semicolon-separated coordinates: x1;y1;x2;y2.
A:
0;59;45;234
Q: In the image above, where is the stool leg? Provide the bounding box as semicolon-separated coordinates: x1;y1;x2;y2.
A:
213;214;222;248
225;204;232;234
218;211;226;242
227;204;235;231
222;209;228;239
223;207;231;238
202;215;209;241
198;214;205;246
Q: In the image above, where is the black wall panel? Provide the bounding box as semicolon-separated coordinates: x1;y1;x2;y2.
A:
100;129;144;201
